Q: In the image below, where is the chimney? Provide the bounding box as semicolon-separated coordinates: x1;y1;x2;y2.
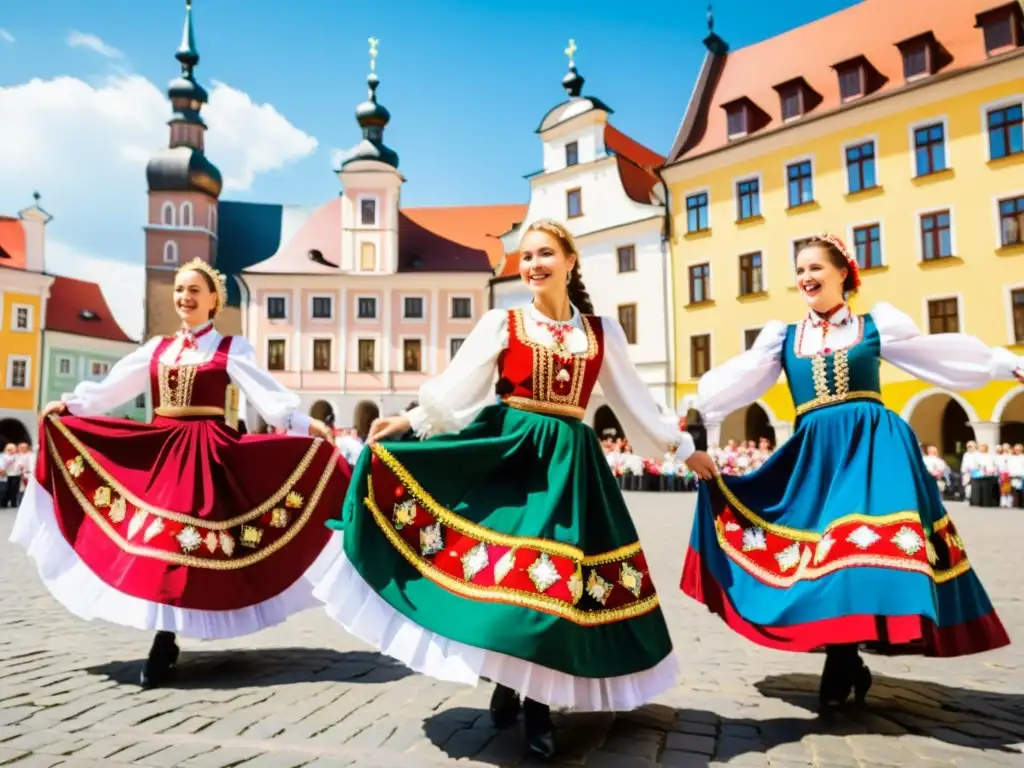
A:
18;191;52;274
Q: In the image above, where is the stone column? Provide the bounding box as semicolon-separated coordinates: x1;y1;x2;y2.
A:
771;421;794;446
706;422;722;449
968;421;1000;449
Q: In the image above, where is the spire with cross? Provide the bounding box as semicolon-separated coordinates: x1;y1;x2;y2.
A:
368;36;379;72
562;37;585;97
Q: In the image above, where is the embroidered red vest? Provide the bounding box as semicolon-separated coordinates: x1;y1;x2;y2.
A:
150;336;233;416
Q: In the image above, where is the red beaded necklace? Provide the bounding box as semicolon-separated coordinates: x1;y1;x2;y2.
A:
174;323;214;364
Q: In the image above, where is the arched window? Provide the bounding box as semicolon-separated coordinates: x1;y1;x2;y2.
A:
208;206;217;234
161;202;175;226
360;242;376;271
181;201;193;228
163;240;179;264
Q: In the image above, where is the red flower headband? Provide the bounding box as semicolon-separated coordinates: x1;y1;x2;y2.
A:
816;233;860;291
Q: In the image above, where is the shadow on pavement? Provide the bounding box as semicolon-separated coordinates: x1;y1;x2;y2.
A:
86;647;412;689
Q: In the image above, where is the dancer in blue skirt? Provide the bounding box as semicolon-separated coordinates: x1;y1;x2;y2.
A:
681;234;1019;708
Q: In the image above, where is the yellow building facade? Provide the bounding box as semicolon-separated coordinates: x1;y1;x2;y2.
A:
662;0;1024;455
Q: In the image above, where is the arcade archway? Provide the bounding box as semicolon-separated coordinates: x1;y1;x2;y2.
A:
593;405;625;441
0;418;30;447
720;403;775;446
309;400;336;427
904;391;975;459
994;386;1024;445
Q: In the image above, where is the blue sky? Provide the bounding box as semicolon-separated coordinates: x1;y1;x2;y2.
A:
0;0;858;336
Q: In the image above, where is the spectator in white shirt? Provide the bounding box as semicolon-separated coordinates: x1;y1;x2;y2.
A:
1;443;21;508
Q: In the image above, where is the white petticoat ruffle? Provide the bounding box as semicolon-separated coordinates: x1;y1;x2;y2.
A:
312;546;680;712
10;478;341;641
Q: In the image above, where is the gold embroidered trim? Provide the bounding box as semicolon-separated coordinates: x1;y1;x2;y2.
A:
154;406;226;418
794;315;865;359
48;416;323;530
711;473;945;543
157;362;199;409
510;308;599;360
714;521;971;587
46;430;335;569
794;391;884;417
365;478;660;626
503;397;585;420
371;442;642;566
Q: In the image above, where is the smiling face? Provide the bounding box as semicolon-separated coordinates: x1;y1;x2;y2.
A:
173;269;218;327
795;244;848;313
518;228;575;301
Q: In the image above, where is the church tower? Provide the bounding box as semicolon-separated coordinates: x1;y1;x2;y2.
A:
143;0;223;338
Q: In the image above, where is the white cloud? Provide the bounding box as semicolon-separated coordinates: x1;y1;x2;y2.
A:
66;30;124;58
0;29;14;44
0;73;317;335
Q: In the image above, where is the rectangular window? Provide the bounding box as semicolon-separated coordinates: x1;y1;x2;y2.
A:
616;245;636;273
1013;289;1024;343
360;198;377;226
565;141;579;167
403;339;422;372
902;44;929;79
566;188;583;219
999;195;1024;247
451;297;472;319
726;105;748;137
90;361;110;378
360;242;376;271
267;339;286;371
927;298;960;334
786;160;814;207
57;357;72;376
688;263;710;304
914;123;947;175
921;211;953;261
988;104;1024;160
617;304;637;344
267;296;286;320
404;296;424;319
311;296;332;319
312;339;331;371
9;358;28;389
135;394;146;409
792;237;814;261
838;65;863;101
845;141;876;193
738;252;764;296
982;10;1017;54
780;87;802;120
449;337;465;360
15;307;28;330
736;178;760;220
744;328;762;351
686;192;709;232
853;224;882;269
690;334;711;378
357;297;377;319
357;339;375;372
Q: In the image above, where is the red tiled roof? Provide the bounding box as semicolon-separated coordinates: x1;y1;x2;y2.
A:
493;251;520;280
604;125;666;205
400;204;528;268
45;276;134;343
677;0;1012;160
0;217;26;268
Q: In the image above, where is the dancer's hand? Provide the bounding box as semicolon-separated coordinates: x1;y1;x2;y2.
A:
368;415;412;444
685;450;717;481
40;401;67;421
308;419;333;441
1015;366;1024;384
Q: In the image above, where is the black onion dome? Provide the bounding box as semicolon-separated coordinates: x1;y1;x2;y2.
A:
146;147;223;197
338;72;399;169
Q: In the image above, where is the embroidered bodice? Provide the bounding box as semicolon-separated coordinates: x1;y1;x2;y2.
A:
151;335;234;415
496;308;605;419
782;314;882;417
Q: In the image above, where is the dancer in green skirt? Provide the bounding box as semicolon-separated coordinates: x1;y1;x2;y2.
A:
314;219;715;760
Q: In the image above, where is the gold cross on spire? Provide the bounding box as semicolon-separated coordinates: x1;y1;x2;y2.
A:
564;38;577;67
368;37;379;71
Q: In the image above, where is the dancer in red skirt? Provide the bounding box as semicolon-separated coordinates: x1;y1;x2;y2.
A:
11;259;350;688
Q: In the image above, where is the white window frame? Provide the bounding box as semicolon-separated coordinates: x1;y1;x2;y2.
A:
308;293;335;322
6;355;30;390
1003;281;1024;345
354;335;381;373
11;303;33;332
685;259;713;304
446;334;467;363
265;335;289;372
733;171;764;221
840;135;880;194
208;206;217;234
846;219;887;270
915;205;957;262
993;187;1024;249
357;194;380;228
310;336;334;372
782;153;816;208
89;360;110;380
180;201;194;228
688;330;715;380
354;294;379;323
266;294;289;322
401;293;428;323
56;355;73;377
740;325;766;352
615;243;638;274
161;201;176;227
449;295;474;322
564;140;580;168
980;94;1024;163
907;115;951;177
682;186;712;233
399;334;427;373
921;292;965;335
163;240;179;264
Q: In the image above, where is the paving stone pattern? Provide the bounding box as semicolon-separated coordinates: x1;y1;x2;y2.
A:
1;498;1022;767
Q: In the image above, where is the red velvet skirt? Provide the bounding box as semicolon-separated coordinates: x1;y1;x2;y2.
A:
31;414;349;612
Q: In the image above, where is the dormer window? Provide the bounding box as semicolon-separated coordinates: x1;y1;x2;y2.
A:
897;33;935;80
726;103;748;138
772;78;821;122
833;56;887;103
79;310;99;321
565;141;579;167
780;86;801;121
976;4;1023;56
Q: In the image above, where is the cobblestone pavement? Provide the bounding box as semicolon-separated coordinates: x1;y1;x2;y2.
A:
1;497;1023;768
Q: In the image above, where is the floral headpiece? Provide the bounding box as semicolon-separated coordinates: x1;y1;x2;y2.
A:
176;258;228;317
815;233;860;291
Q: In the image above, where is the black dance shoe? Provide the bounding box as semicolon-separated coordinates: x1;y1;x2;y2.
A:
489;683;521;728
523;698;555;761
139;631;179;689
853;659;872;705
